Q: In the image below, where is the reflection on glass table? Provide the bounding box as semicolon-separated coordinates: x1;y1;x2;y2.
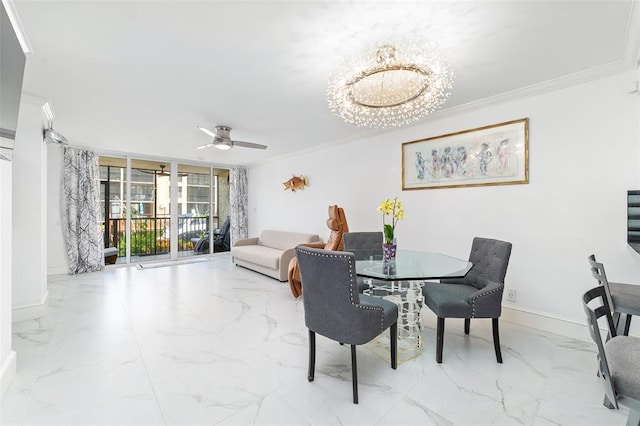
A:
354;250;472;361
354;249;472;282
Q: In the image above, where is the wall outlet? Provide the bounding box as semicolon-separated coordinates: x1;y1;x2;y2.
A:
506;289;517;303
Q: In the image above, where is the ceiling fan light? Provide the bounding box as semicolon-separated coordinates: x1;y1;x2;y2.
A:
214;143;232;150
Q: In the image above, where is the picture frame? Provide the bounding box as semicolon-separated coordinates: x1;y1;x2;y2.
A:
402;118;529;190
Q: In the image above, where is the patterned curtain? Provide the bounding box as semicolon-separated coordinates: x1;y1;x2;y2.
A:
62;147;104;274
229;166;248;246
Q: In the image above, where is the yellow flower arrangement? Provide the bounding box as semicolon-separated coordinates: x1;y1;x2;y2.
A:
377;196;404;244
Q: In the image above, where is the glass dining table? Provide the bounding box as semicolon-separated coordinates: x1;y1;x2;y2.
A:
354;249;472;358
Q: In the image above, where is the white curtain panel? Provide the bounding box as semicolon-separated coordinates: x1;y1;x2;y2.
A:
62;147;104;274
229;166;248;246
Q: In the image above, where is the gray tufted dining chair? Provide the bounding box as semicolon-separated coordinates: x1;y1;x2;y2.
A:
343;231;384;293
295;246;398;404
343;232;384;260
422;237;512;363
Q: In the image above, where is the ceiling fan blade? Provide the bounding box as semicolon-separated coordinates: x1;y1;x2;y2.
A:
197;126;217;138
233;140;268;150
196;142;215;149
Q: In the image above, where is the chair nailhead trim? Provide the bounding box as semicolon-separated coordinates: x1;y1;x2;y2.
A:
298;247;386;332
471;286;502;317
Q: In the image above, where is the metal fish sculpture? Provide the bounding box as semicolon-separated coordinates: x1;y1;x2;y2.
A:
283;175;309;192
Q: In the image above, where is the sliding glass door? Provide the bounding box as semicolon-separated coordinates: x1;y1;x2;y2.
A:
99;157;127;262
129;160;171;262
99;156;227;264
176;164;214;257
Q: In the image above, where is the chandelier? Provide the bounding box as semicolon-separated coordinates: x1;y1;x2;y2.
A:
327;41;454;128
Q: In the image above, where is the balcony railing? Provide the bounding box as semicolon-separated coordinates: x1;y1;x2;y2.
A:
103;215;216;256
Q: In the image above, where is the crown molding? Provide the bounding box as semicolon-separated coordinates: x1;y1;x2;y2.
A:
1;0;32;53
423;59;635;123
624;0;640;69
20;94;47;106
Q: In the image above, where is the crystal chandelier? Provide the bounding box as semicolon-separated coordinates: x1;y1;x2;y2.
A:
327;41;454;128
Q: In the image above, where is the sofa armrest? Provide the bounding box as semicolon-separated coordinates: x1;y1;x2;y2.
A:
297;241;325;250
233;237;259;247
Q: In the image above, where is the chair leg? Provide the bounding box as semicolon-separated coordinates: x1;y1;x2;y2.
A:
464;318;470;335
623;314;633;336
436;317;445;363
492;318;503;364
351;345;358;404
308;330;315;382
611;312;622;340
627;409;640;426
390;322;397;369
603;394;616;409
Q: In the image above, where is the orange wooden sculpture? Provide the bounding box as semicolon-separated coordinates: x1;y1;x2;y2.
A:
287;205;349;298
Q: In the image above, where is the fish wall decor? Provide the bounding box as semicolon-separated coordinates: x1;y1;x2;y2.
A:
283;175;309;192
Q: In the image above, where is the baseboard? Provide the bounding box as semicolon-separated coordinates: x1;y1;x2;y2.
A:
501;304;640;342
501;305;595;343
12;290;49;323
47;265;68;276
1;350;16;397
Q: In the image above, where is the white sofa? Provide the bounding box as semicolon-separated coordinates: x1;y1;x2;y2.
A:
231;230;321;281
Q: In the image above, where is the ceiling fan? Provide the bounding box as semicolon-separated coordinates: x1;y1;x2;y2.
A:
158;164;170;176
196;125;267;150
141;164;187;177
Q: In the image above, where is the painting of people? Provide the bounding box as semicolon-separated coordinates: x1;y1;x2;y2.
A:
402;118;528;190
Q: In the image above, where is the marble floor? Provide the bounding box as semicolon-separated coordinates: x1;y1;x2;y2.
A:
1;253;629;425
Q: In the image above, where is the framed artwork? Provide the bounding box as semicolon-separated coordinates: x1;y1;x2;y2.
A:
402;118;529;190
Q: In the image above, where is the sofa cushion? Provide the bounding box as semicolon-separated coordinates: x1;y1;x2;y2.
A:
257;230;320;251
232;245;283;270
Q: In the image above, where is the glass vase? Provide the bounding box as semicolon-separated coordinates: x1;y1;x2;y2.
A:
382;243;397;261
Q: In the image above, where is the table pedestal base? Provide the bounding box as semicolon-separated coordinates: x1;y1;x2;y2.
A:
364;280;424;364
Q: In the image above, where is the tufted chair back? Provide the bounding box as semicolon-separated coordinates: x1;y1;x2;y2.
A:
422;236;512;363
441;237;512;290
343;232;383;260
295;246;398;404
297;247;384;345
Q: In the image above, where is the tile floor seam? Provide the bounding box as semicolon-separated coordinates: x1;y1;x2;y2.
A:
117;279;169;426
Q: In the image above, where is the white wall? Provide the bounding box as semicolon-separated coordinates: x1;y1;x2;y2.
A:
46;146;67;275
11;97;48;321
0;154;16;396
248;71;640;337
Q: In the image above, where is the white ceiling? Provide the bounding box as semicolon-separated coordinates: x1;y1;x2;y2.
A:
12;0;640;166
